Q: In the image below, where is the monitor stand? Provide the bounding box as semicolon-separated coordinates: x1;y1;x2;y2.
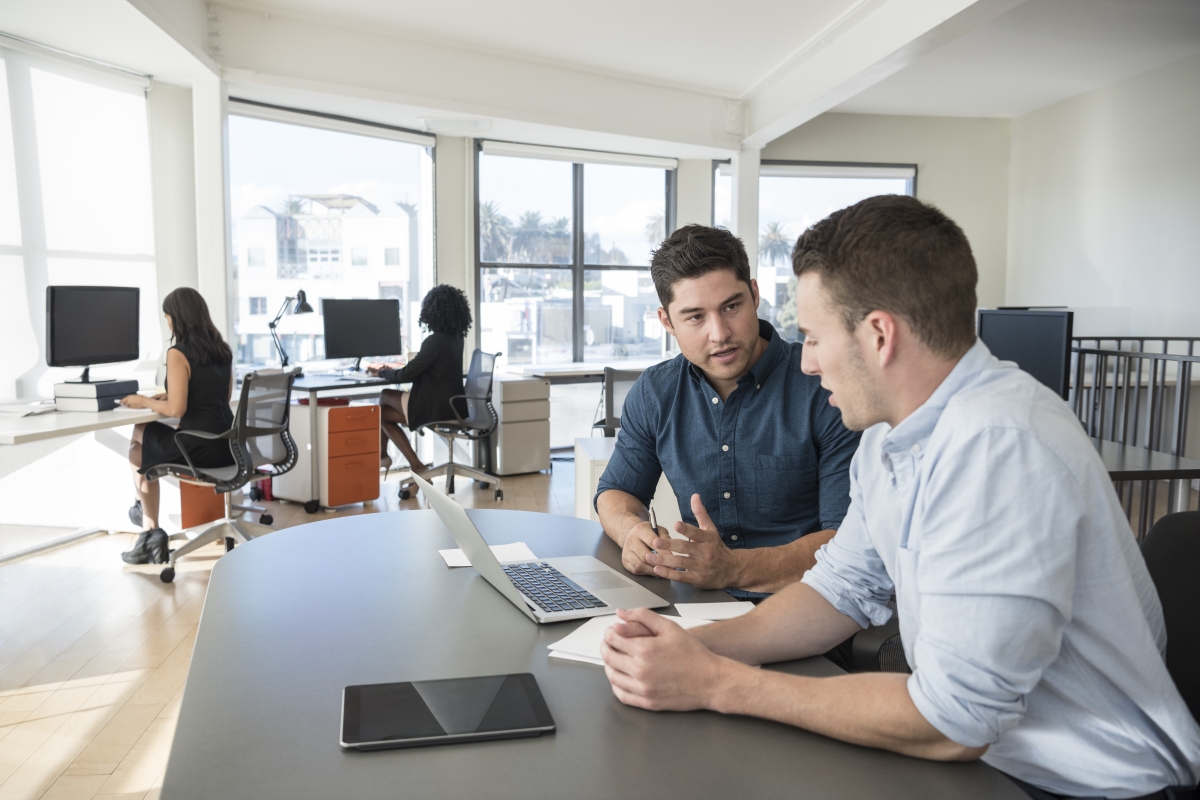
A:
340;357;364;377
65;367;116;384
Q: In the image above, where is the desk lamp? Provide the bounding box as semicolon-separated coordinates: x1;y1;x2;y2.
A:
268;290;314;367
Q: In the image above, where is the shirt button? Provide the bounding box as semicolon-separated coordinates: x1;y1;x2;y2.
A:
911;443;922;454
731;534;738;541
721;444;729;452
756;384;760;390
724;492;731;499
712;397;718;404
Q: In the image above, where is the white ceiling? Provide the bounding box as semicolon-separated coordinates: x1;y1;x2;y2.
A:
213;0;867;98
835;0;1200;117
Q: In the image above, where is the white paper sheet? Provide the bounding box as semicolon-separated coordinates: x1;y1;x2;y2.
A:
438;542;538;567
547;614;712;664
673;602;755;620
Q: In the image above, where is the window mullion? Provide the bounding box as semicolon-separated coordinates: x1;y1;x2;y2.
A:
572;162;584;363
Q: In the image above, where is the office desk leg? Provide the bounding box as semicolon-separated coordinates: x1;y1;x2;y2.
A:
307;389;320;513
1170;479;1192;513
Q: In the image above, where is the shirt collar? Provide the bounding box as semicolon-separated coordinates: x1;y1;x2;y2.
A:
686;318;783;387
880;338;992;455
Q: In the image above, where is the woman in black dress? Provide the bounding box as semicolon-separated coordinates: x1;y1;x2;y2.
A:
367;285;471;487
118;287;235;564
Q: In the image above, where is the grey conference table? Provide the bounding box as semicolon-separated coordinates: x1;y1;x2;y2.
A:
162;509;1023;800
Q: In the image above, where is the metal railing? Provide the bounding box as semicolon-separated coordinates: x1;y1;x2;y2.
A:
1070;338;1199;535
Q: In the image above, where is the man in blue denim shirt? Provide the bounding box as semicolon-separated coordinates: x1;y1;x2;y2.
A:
595;225;860;597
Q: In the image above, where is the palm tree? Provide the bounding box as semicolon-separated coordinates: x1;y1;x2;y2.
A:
282;197;305;215
759;221;793;266
545;216;571;264
512;211;546;263
479;201;512;262
645;212;665;244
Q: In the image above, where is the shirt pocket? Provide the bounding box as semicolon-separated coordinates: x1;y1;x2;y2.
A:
754;453;817;516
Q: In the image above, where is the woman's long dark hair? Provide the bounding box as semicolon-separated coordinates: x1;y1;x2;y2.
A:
162;287;232;365
418;285;472;338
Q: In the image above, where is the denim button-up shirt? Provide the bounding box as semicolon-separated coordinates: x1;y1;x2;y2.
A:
595;321;860;596
803;341;1200;796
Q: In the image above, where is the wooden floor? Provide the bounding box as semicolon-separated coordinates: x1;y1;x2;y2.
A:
0;461;576;800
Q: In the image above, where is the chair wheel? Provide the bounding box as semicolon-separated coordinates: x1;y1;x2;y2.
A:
400;488;412;500
225;537;236;552
495;489;503;501
304;500;320;514
259;513;273;525
249;486;264;501
477;481;490;489
160;567;175;583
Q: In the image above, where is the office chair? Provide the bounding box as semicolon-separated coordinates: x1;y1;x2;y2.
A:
143;369;300;583
1141;511;1200;722
592;367;641;437
405;350;504;502
847;597;911;674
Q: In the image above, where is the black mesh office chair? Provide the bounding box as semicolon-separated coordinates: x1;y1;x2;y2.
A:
408;350;504;501
143;369;299;583
1141;511;1200;722
592;367;641;437
847;597;911;674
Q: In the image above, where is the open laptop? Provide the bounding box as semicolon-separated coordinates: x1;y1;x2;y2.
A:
414;473;669;623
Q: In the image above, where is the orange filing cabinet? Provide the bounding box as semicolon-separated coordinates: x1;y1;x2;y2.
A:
273;401;381;509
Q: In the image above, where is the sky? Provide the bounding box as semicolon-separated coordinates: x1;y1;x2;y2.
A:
228;115;426;220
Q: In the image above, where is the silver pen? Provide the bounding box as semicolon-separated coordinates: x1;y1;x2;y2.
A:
648;506;659;539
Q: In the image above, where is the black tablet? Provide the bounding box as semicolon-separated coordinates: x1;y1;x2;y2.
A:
340;673;555;751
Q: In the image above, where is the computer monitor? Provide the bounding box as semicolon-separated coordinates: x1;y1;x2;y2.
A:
46;286;140;383
977;309;1073;399
322;298;402;369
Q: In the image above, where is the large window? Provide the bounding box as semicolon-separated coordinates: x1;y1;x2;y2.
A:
476;144;675;372
0;48;159;400
228;107;434;366
715;160;914;342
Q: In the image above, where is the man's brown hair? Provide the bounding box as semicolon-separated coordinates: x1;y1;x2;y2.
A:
792;195;977;358
650;224;752;310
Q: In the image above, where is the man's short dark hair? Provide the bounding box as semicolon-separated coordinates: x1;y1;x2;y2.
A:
792;195;977;358
650;224;752;310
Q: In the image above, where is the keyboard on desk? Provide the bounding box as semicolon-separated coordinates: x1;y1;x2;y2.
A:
502;562;608;613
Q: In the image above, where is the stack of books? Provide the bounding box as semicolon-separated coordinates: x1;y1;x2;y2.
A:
54;380;140;412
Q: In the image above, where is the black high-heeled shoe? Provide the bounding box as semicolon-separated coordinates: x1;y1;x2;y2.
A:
121;528;170;565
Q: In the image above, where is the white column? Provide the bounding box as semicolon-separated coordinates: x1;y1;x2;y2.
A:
5;52;49;399
674;159;714;230
147;81;199;355
433;135;476;370
191;73;230;337
731;144;762;280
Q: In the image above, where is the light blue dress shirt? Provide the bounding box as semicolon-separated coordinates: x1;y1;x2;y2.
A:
802;340;1200;798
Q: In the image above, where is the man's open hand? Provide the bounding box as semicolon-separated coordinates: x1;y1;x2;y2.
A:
643;494;742;589
601;607;729;712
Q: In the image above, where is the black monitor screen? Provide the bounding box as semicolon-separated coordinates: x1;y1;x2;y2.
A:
322;299;402;360
977;310;1073;399
46;286;140;367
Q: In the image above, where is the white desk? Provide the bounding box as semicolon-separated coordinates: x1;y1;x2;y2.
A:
0;407;163;563
507;358;665;385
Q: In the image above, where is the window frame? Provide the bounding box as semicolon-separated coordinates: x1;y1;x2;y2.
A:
474;143;677;363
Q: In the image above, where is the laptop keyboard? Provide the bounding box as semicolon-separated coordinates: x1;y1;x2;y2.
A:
502;562;608;614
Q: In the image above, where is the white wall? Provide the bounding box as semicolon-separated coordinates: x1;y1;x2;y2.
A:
434;135;475;370
762;112;1011;308
1006;53;1200;336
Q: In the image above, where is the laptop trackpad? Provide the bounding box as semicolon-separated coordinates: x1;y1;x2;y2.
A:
570;571;631;592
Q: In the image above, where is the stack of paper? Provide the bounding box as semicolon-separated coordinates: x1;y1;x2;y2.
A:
438;541;538;567
674;601;755;620
547;614;714;666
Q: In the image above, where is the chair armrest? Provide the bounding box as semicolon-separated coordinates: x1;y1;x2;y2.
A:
447;394;468;426
173;428;234;478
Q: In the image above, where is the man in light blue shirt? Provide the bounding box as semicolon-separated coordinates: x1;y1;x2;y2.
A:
599;195;1200;799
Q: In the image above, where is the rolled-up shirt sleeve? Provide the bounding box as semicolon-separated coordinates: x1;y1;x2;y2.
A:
904;426;1081;748
801;451;894;629
594;377;662;511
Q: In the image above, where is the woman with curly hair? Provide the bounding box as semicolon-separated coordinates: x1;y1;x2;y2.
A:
366;285;472;483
